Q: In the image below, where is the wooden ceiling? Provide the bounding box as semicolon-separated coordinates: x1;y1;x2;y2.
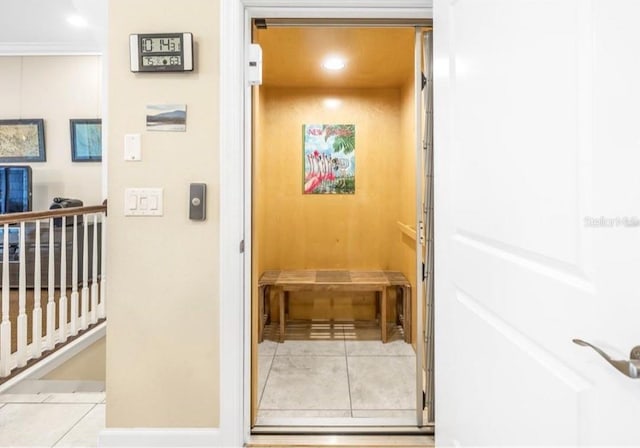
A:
255;27;415;88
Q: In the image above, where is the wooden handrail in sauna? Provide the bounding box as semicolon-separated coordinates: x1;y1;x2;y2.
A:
0;205;107;225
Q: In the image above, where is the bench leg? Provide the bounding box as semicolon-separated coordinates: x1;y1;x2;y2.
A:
403;285;411;344
265;287;271;326
279;288;285;343
381;287;387;343
258;286;265;343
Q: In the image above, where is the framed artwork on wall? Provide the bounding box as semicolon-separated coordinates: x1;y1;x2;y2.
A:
70;119;102;162
146;104;187;132
303;124;355;194
0;119;46;163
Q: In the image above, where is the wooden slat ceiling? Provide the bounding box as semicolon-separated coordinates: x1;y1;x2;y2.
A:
255;27;415;88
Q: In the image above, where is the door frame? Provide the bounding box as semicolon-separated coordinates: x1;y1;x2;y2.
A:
219;1;433;445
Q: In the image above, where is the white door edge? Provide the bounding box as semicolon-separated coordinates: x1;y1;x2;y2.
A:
219;1;433;445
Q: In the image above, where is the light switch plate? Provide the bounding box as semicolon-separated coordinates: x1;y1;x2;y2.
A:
124;188;163;216
124;134;141;161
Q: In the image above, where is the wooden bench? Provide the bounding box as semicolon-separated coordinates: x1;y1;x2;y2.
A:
258;270;411;344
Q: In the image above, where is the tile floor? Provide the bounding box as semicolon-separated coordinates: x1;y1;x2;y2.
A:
0;385;105;447
256;320;417;424
0;321;417;445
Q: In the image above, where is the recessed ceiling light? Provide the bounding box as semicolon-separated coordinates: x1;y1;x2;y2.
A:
323;98;342;109
322;56;346;71
67;15;88;28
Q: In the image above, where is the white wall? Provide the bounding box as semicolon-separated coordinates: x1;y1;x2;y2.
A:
0;55;102;210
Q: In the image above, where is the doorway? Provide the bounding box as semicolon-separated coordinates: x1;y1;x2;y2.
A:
249;22;433;432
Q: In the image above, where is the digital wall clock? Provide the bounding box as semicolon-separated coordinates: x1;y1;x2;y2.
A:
129;33;194;72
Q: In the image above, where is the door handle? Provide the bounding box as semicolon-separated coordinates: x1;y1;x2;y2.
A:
573;339;640;379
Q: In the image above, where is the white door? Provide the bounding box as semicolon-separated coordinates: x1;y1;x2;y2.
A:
434;1;640;445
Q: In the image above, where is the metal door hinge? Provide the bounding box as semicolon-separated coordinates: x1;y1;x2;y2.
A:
239;239;245;253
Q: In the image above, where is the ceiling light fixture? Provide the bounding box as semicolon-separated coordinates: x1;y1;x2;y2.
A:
67;15;88;28
323;98;342;109
322;56;346;71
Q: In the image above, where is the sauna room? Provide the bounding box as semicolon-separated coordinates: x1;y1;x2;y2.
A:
251;25;427;428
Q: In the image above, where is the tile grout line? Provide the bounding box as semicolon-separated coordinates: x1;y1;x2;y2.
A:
258;408;354;411
50;402;98;448
257;342;278;412
343;322;355;418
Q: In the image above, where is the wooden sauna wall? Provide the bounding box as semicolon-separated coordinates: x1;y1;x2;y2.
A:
254;86;418;324
394;75;419;346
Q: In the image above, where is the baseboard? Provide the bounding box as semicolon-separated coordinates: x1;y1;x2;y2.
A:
98;428;221;447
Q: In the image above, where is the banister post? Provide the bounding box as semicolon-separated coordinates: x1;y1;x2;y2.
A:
0;224;12;377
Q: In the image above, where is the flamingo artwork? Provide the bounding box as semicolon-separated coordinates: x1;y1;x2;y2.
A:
303;124;355;194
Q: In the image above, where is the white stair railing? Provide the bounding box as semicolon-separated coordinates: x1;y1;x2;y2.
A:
98;211;106;319
17;222;26;367
70;215;79;336
32;221;42;359
0;204;107;379
46;219;56;350
0;224;11;377
81;216;90;330
58;216;67;344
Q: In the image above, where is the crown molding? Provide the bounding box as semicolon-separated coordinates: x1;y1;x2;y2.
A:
0;41;103;56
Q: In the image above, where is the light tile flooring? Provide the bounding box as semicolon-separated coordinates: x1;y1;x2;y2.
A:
0;385;105;447
0;322;416;446
257;320;417;424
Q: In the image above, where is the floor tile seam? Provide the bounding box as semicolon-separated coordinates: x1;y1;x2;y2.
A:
257;408;354;411
43;394;105;404
258;349;277;409
273;354;346;357
344;335;354;418
345;354;416;357
0;401;99;406
351;408;417;411
51;402;98;447
0;394;52;404
280;340;346;342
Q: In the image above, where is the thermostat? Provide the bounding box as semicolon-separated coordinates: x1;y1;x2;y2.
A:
130;33;193;72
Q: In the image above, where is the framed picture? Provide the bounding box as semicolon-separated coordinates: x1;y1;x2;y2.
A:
303;124;355;194
146;104;187;132
0;119;46;163
70;119;102;162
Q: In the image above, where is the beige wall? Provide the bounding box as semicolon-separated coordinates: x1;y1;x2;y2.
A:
106;0;220;428
0;56;103;210
44;337;106;381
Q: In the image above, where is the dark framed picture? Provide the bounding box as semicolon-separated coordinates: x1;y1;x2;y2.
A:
0;119;46;163
70;119;102;162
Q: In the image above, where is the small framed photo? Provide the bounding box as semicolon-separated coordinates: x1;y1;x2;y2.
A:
0;119;46;163
70;119;102;162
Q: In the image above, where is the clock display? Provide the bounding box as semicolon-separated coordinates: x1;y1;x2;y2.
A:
142;55;182;67
130;33;193;72
141;37;182;54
